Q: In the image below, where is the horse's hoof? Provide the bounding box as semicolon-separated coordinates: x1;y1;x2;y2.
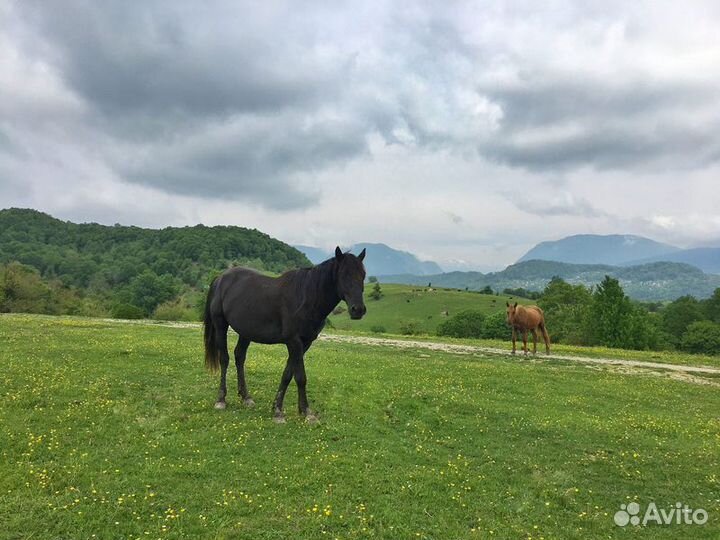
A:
273;413;286;424
243;398;256;408
305;413;319;425
214;401;226;410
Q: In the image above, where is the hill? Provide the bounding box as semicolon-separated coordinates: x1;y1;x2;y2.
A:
624;247;720;275
518;234;679;265
379;259;720;301
328;282;522;334
0;208;310;315
294;242;442;276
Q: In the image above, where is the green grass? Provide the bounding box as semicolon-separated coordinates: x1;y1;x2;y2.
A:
329;283;521;334
1;314;719;539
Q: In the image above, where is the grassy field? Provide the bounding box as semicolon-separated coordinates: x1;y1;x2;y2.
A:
328;283;521;334
1;314;719;539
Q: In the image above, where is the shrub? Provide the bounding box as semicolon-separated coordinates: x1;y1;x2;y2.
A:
481;311;510;339
681;321;720;354
324;318;335;330
153;300;198;321
369;282;383;300
370;324;386;333
437;310;485;338
111;303;145;319
399;320;421;335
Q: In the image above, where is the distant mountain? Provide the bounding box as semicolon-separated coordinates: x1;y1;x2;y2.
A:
379;259;720;302
518;234;680;265
293;245;329;265
293;242;442;276
623;247;720;275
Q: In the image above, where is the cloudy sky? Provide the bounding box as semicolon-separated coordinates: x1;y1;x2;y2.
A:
1;1;719;271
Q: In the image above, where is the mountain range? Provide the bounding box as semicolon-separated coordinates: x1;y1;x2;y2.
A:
294;243;443;277
517;234;720;274
378;259;720;302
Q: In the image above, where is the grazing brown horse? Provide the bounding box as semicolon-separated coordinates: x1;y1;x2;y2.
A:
506;302;550;355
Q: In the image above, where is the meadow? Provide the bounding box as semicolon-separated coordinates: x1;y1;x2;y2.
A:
1;314;719;539
327;283;518;334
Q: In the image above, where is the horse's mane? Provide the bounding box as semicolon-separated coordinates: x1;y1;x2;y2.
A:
285;258;338;315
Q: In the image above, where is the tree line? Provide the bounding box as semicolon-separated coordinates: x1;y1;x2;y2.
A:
438;275;720;354
0;208;309;319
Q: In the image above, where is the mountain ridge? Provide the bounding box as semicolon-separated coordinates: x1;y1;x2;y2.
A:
378;259;720;301
294;242;442;276
517;234;680;265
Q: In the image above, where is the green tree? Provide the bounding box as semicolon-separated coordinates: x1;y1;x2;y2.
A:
119;270;179;316
681;321;720;354
702;288;720;323
661;295;706;345
589;276;633;348
479;285;494;295
369;282;383;301
538;277;592;344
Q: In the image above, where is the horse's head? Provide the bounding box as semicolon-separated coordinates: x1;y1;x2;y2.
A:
335;246;367;319
506;302;518;325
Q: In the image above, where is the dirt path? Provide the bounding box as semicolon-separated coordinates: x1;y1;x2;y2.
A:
89;317;720;382
318;333;720;377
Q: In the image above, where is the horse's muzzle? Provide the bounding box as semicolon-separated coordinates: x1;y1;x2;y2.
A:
349;304;367;319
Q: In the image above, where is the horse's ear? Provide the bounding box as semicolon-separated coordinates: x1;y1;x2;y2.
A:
513;302;518;308
358;248;366;261
334;246;343;260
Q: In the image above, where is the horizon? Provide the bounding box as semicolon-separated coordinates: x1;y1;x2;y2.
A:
1;2;719;271
6;206;718;274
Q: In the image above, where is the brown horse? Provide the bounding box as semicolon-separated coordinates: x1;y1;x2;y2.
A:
506;302;550;355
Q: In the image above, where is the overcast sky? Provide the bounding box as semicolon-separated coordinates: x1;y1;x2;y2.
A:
1;1;719;271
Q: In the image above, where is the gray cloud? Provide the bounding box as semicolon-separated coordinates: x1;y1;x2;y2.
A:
2;0;720;260
502;188;608;218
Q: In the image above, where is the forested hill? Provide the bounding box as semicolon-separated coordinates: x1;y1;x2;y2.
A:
0;208;310;317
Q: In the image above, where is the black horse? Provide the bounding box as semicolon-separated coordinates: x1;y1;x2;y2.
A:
204;247;367;422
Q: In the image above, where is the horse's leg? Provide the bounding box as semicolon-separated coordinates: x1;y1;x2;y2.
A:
273;338;303;423
234;337;253;407
214;318;230;410
295;339;316;422
522;330;528;356
531;329;538;355
511;328;517;354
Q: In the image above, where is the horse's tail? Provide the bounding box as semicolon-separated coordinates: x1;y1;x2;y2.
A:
538;312;551;353
204;277;221;372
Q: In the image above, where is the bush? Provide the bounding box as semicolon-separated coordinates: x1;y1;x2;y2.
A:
481;311;510;339
153;300;198;321
437;310;485;338
399;320;421;335
681;321;720;354
370;324;386;333
111;303;145;319
369;282;383;300
324;318;335;330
